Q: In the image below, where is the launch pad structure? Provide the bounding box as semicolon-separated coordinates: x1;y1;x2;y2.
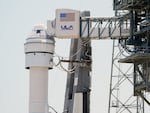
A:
24;0;150;113
108;1;150;113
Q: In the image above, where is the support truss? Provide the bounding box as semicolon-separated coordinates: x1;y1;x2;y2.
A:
80;15;130;39
108;40;144;113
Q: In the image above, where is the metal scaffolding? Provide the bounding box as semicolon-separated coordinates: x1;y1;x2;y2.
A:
108;0;150;113
108;40;144;113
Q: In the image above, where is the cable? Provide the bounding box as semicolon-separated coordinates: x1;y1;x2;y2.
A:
118;39;135;56
53;39;91;73
49;105;58;113
53;53;61;66
69;47;82;59
59;61;76;74
82;39;91;46
69;39;90;59
52;53;76;74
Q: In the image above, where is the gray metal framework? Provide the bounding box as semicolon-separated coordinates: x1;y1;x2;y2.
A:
108;0;150;113
80;15;130;39
63;11;92;113
108;40;144;113
63;39;92;113
63;1;150;112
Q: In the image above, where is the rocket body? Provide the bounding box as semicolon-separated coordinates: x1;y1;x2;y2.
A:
24;25;55;113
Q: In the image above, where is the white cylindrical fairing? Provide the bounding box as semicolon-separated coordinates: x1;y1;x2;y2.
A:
29;67;49;113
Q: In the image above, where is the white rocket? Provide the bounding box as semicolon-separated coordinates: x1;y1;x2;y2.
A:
24;24;55;113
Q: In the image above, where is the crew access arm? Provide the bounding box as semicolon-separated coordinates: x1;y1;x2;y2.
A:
47;9;130;40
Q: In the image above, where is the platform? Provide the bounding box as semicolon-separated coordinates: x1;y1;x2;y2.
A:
119;53;150;63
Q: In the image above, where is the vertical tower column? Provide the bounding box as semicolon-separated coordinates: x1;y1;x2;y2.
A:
24;25;55;113
29;67;49;113
63;11;91;113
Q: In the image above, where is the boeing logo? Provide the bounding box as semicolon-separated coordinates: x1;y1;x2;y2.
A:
61;25;73;30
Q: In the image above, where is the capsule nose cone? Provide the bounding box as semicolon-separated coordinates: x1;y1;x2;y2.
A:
29;24;48;39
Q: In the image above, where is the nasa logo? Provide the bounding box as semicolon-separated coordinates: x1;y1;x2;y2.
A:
61;25;73;30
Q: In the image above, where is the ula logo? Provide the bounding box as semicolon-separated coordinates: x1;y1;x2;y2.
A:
61;25;73;30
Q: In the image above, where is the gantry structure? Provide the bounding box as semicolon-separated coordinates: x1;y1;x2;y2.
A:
108;0;150;113
25;1;150;113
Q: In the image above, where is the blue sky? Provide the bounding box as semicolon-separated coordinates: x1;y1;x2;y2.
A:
0;0;115;113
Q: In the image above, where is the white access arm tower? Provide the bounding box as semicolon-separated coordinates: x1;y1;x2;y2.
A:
24;25;55;113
